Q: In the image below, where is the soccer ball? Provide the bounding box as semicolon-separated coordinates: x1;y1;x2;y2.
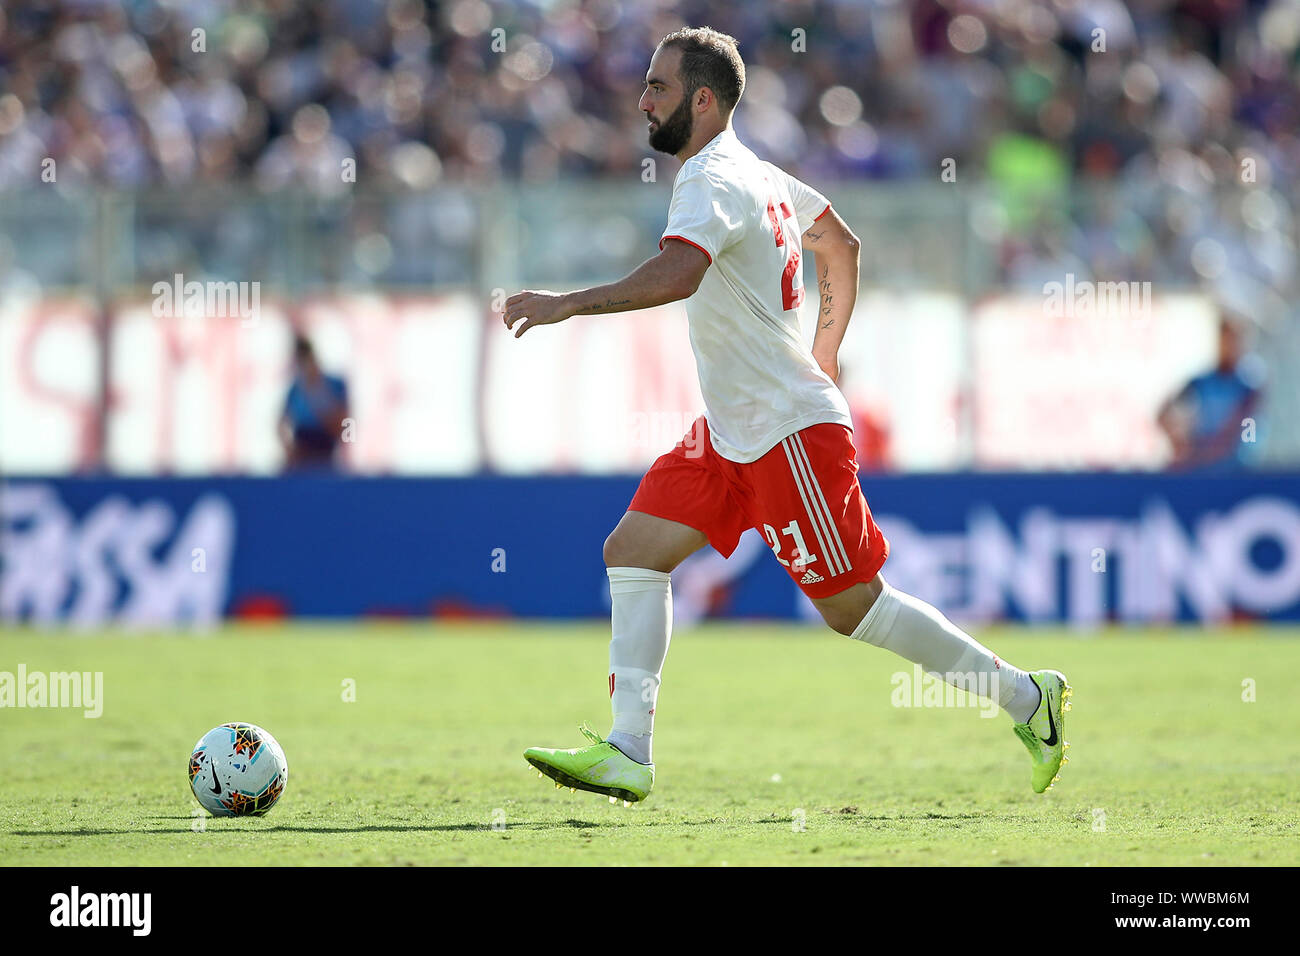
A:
188;722;288;817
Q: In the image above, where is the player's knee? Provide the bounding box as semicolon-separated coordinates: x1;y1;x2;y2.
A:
603;527;636;569
813;580;883;637
603;525;681;572
820;607;861;637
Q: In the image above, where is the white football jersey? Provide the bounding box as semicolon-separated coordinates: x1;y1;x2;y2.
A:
659;127;851;463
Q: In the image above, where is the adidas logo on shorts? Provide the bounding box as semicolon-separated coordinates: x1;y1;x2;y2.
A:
800;569;824;584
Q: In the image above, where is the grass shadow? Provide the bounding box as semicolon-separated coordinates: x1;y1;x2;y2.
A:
9;818;625;836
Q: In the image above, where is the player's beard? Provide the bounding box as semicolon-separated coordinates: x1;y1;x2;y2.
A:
647;93;694;155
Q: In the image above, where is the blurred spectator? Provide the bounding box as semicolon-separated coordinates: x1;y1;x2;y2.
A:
1158;316;1264;470
280;334;349;470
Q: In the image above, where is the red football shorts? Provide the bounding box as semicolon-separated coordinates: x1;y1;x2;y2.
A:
628;416;890;599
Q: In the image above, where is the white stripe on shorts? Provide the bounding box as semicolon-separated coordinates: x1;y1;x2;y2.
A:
781;436;843;576
792;432;853;574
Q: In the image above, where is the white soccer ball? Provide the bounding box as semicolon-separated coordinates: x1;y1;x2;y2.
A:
188;722;288;817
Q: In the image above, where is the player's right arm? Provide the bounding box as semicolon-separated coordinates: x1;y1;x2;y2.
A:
503;239;710;339
802;206;860;384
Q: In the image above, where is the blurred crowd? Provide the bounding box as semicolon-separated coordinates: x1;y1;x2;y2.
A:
1;0;1297;297
0;4;1296;297
0;0;1294;186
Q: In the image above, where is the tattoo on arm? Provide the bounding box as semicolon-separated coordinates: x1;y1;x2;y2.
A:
574;298;632;314
818;264;834;327
805;229;826;245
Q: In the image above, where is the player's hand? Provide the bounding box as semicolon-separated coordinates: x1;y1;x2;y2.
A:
503;290;573;338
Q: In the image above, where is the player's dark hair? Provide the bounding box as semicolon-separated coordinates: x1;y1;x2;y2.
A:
658;26;745;114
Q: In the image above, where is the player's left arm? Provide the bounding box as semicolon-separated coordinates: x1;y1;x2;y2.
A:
802;206;860;384
503;240;710;339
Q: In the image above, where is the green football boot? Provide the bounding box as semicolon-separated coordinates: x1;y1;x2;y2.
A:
1012;670;1072;793
525;724;654;804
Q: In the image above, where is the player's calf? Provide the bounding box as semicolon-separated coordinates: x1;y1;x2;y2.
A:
842;577;1045;726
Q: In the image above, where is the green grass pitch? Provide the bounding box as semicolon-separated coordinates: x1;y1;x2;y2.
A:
2;622;1297;866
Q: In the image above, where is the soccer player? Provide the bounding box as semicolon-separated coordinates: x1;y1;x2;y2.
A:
504;27;1070;803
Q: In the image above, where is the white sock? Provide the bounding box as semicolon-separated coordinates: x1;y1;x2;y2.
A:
605;567;672;764
849;578;1041;722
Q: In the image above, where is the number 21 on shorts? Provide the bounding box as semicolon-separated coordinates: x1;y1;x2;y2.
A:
763;520;817;571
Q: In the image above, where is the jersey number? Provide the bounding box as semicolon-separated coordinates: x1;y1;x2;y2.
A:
766;198;804;311
763;520;817;570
